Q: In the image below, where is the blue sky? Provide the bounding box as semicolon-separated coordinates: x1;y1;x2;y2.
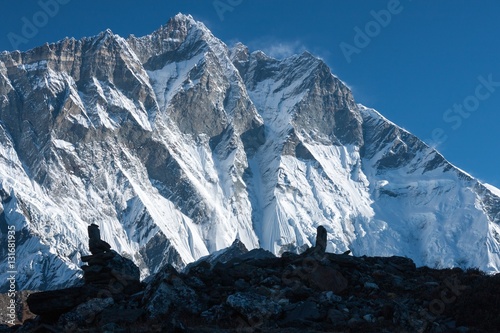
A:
1;0;499;187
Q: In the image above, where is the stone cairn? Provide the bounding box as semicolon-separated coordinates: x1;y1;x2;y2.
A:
315;225;327;254
27;224;142;321
80;224;141;294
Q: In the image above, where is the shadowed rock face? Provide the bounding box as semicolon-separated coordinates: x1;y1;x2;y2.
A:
14;227;500;332
26;224;142;323
81;224;140;289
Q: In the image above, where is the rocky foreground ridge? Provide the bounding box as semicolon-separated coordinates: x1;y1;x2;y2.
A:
1;227;499;333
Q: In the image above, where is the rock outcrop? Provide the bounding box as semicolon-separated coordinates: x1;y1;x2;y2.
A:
81;224;141;293
5;227;497;332
25;224;142;324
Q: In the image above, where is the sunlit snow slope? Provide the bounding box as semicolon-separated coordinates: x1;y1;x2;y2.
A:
0;14;499;291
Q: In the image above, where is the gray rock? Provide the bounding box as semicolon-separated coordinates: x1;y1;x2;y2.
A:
364;282;380;290
309;265;348;293
347;316;365;328
184;239;249;274
283;301;322;323
143;264;200;318
107;251;141;285
57;297;114;328
363;313;376;323
320;291;342;304
328;309;348;325
26;286;98;318
226;292;282;321
99;308;144;325
236;248;276;262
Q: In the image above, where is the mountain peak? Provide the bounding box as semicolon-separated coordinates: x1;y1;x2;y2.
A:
102;28;114;36
0;13;499;294
172;12;196;23
230;42;249;63
90;28;118;47
156;12;212;40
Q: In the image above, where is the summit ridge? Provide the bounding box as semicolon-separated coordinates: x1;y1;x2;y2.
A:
0;14;499;292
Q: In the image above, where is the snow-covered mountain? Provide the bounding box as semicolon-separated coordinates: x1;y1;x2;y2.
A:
1;14;499;291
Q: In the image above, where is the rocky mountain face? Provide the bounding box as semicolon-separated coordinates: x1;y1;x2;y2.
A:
0;14;499;292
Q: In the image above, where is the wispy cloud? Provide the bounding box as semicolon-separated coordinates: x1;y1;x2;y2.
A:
246;38;307;59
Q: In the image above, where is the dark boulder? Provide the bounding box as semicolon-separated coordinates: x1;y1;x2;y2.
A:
26;286;101;321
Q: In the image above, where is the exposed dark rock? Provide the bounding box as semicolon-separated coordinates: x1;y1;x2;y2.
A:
229;248;276;264
143;264;200;319
183;238;249;274
99;308;144;325
308;265;348;293
226;292;283;321
88;224;111;255
26;286;98;321
81;250;141;293
13;226;500;332
57;297;114;329
25;224;143;325
315;225;327;253
282;300;322;324
79;225;141;295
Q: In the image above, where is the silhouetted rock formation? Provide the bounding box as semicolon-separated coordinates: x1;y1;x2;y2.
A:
26;224;142;324
25;286;100;322
87;224;112;255
12;226;499;332
315;225;327;254
81;224;140;293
